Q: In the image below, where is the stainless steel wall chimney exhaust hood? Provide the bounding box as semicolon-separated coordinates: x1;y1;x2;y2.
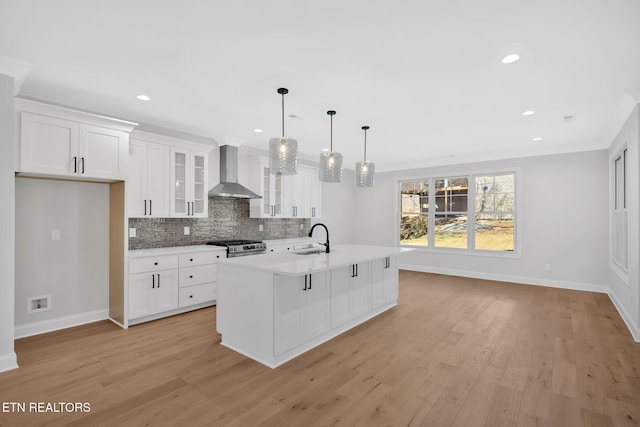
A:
208;145;262;199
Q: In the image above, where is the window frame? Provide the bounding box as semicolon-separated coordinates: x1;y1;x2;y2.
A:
396;168;521;258
610;145;629;282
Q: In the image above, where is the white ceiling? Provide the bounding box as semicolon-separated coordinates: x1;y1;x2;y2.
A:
1;0;639;172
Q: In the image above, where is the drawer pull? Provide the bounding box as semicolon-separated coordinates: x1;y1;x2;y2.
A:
154;262;158;265
189;275;193;278
189;295;193;298
190;258;194;262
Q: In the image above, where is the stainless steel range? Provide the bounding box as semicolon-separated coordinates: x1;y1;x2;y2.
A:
206;239;267;257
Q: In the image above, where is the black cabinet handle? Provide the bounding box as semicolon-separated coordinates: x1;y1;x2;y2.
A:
192;202;195;216
149;199;152;215
351;265;354;278
187;202;190;216
308;274;312;290
152;274;155;289
189;295;193;298
189;275;193;279
190;258;194;262
356;264;359;277
81;157;85;174
73;156;77;173
144;200;147;215
157;274;160;288
216;255;220;258
303;275;308;291
154;262;158;265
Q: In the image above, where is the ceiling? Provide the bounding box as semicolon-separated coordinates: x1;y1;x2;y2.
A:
1;0;639;172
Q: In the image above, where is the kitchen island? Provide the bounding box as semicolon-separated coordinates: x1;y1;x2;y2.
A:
217;244;409;368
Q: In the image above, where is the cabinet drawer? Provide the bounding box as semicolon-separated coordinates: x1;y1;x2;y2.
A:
179;264;217;287
179;252;223;267
129;255;179;274
179;283;216;308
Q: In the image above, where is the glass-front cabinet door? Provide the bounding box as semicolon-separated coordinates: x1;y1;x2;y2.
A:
191;151;208;218
171;148;188;216
170;148;208;218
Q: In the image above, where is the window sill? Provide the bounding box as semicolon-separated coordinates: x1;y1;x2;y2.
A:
399;245;521;259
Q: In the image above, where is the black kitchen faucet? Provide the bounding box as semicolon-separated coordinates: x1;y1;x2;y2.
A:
308;223;330;253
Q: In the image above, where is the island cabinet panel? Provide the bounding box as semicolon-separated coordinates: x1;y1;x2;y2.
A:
274;272;330;355
371;256;398;308
274;275;307;354
216;244;407;368
330;262;371;328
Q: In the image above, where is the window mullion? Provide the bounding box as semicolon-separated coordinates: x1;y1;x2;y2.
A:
468;174;476;250
428;177;435;247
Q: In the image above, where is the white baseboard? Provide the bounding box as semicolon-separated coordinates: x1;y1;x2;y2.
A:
14;309;108;339
0;352;18;373
399;264;610;294
607;290;640;342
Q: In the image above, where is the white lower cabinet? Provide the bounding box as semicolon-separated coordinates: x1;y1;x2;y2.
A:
371;256;398;308
330;262;371;328
128;248;224;323
129;269;179;319
274;272;330;355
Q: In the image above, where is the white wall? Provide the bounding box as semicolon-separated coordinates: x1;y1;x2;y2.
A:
313;169;357;245
353;150;610;292
0;74;17;372
608;105;640;340
14;178;110;337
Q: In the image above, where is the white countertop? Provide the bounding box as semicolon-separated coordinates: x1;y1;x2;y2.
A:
262;237;318;246
219;244;412;276
128;245;226;258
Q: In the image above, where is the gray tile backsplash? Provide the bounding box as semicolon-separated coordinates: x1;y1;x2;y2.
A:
128;198;310;249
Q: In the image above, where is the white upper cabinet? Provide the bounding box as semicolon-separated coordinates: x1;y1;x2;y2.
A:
250;158;284;218
17;99;137;181
304;167;322;219
249;157;321;219
128;139;171;218
78;124;129;180
170;148;208;218
128;131;210;219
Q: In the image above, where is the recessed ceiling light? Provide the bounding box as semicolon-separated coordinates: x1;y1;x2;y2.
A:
522;110;535;116
137;94;151;101
253;128;263;133
532;137;543;141
501;54;520;64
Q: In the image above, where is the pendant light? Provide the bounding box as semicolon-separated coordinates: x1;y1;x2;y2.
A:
319;110;343;182
355;125;375;187
269;88;298;175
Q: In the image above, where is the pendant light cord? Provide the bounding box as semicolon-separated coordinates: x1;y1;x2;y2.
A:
281;92;285;139
362;126;369;162
327;110;336;154
277;88;289;139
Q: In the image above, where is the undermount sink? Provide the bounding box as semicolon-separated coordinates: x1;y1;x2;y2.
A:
294;249;331;255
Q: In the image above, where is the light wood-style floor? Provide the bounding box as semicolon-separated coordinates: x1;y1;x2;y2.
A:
1;271;639;427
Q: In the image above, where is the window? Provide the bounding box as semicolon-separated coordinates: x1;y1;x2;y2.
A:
434;177;468;249
474;174;515;251
613;149;628;271
400;180;428;246
399;172;516;253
